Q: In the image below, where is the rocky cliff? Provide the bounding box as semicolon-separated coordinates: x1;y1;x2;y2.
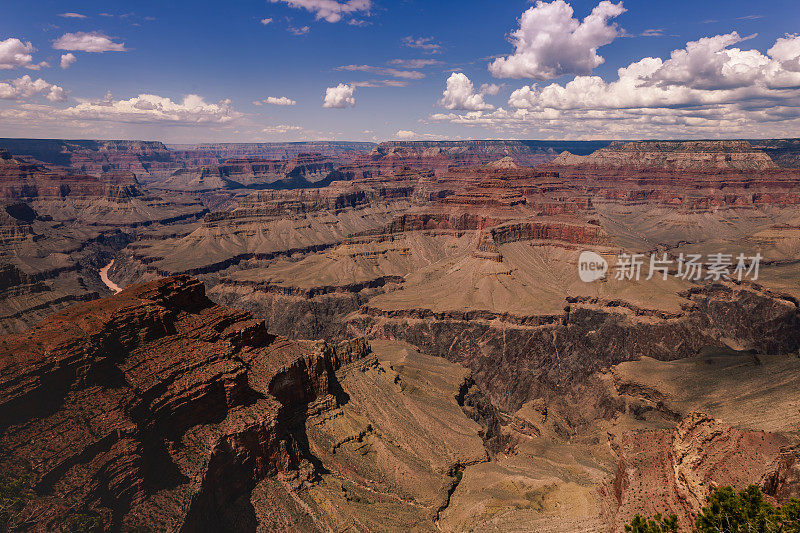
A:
0;276;345;531
0;278;500;532
190;142;375;161
606;412;800;529
0;139;176;177
155;153;340;192
0;150;208;334
550;140;778;171
333;140;607;178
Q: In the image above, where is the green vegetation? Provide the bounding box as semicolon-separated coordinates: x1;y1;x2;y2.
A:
1;473;102;533
625;485;800;533
0;474;31;533
625;512;679;532
62;513;102;533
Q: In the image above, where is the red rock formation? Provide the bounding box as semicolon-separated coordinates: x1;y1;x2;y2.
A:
0;139;177;177
542;140;800;209
607;412;800;529
0;148;143;201
190;141;375;161
552;140;778;171
156;153;342;192
0;275;357;531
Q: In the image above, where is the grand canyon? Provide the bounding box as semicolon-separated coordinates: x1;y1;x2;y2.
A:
1;136;799;532
4;0;800;531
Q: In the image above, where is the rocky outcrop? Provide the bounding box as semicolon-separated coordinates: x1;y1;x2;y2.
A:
190;142;375;161
551;140;778;171
0;275;357;531
0;149;144;201
0;148;209;333
154;154;340;192
751;138;800;168
607;412;800;529
348;283;800;414
0;139;176;177
366;140;608;173
543;140;800;209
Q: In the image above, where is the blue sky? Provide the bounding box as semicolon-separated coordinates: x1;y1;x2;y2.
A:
1;0;799;142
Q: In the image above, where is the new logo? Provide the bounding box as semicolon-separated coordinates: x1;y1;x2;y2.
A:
578;251;608;282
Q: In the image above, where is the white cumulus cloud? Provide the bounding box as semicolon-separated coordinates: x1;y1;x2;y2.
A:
507;32;800;112
60;53;77;69
431;32;800;139
0;75;66;102
269;0;370;23
60;93;240;124
489;0;626;80
395;130;416;139
769;33;800;71
0;38;47;70
322;83;355;108
259;96;297;105
53;31;127;52
438;73;494;111
480;83;502;96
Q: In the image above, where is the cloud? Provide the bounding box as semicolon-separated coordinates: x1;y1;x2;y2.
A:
431;33;800;139
350;79;409;87
640;29;665;37
257;96;297;106
770;33;800;72
438;73;494;111
505;31;800;108
335;64;425;79
269;0;370;23
489;0;626;80
260;18;273;25
0;75;66;102
60;53;77;69
394;130;439;140
643;32;764;90
480;83;502;96
388;58;442;69
288;25;310;35
58;12;87;19
59;93;240;124
402;36;441;53
0;38;47;70
322;83;355;108
53;31;127;52
262;124;304;134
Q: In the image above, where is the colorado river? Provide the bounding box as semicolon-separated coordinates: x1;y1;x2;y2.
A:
99;260;122;294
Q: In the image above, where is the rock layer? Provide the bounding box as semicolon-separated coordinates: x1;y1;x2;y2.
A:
0;276;345;531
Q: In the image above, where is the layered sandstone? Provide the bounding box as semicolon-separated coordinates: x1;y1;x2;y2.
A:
607;412;800;529
0;150;207;334
155;153;340;192
551;140;778;171
0;139;176;178
0;276;342;530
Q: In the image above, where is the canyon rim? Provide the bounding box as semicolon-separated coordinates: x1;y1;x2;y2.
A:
2;1;800;531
